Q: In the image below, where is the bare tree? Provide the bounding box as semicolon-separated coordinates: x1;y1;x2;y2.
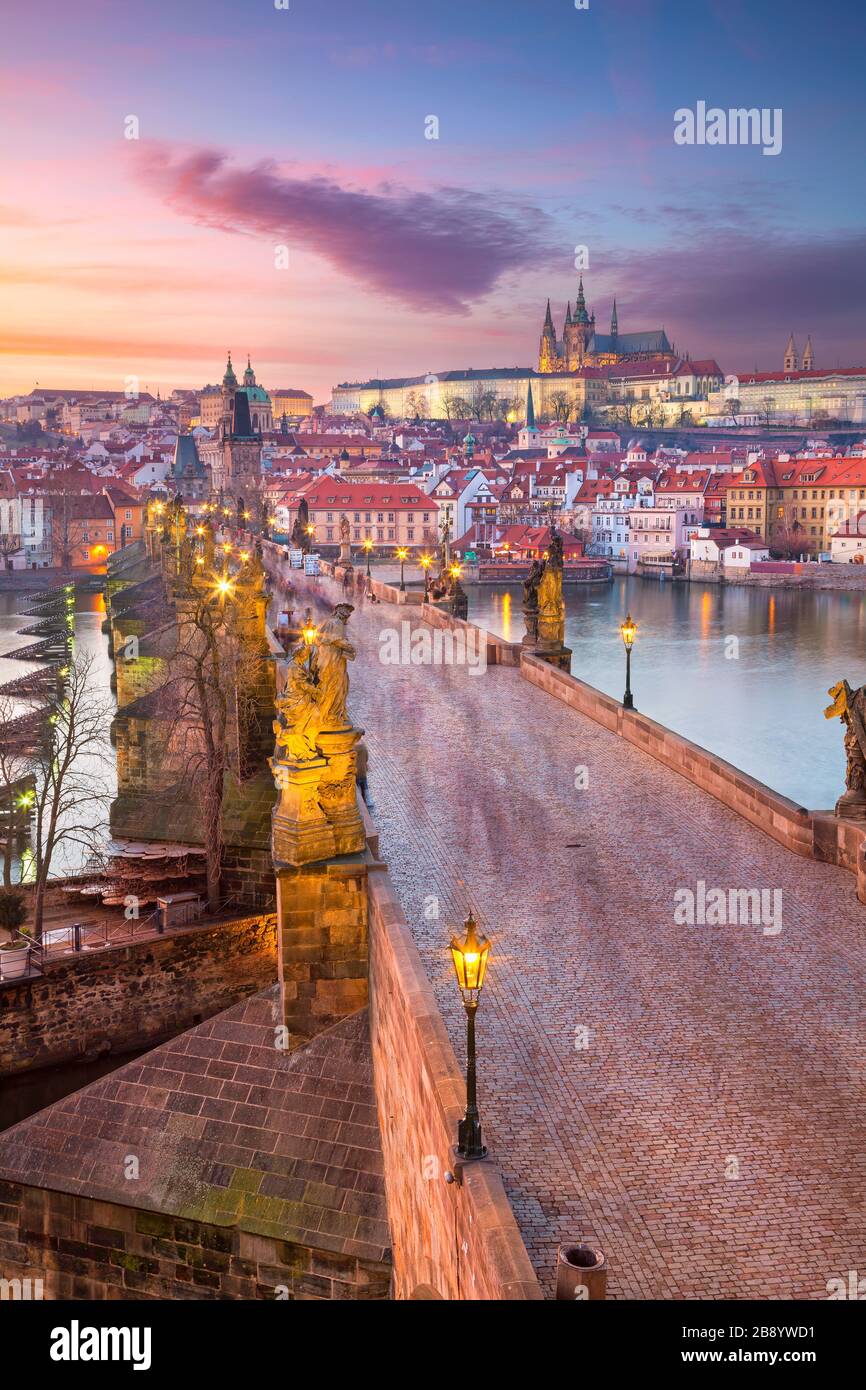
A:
441;394;472;424
153;564;271;912
28;653;114;939
550;390;573;423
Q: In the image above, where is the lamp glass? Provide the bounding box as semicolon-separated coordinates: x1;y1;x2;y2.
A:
449;914;490;997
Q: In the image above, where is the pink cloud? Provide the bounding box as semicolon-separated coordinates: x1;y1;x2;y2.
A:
134;143;557;313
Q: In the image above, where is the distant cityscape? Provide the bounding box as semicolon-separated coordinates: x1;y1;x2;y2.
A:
2;296;866;581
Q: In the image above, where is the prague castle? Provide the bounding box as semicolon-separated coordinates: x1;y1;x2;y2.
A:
538;277;676;373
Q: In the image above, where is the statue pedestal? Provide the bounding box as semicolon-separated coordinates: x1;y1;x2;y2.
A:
536;613;572;673
270;725;366;868
339;541;352;563
271;755;336;867
317;726;366;858
834;790;866;821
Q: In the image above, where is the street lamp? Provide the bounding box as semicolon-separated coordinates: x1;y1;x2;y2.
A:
362;537;374;585
396;546;408;591
449;912;491;1161
620;613;637;710
302;623;318;674
420;552;433;600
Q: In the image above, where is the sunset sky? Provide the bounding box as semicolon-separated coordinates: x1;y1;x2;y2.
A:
1;0;864;403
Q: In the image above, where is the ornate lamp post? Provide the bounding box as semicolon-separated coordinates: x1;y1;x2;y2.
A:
420;552;433;601
449;913;491;1161
396;546;408;592
620;613;637;710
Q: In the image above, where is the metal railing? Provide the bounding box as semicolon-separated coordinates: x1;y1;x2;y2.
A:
0;890;276;985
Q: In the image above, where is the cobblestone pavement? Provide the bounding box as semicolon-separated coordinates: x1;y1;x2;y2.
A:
290;572;866;1300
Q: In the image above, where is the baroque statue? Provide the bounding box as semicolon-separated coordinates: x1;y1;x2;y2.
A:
825;679;866;818
270;602;365;866
272;603;357;764
522;558;544;645
274;646;322;762
315;603;356;731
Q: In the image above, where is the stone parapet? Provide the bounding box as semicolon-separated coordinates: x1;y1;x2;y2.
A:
520;652;840;866
366;865;542;1301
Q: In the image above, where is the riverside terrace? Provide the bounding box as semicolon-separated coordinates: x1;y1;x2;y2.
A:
264;551;866;1300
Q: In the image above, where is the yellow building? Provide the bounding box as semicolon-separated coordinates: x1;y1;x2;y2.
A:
331;367;607;423
270;388;313;420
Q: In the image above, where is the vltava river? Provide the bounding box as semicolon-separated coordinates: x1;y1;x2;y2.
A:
0;591;116;879
466;577;863;810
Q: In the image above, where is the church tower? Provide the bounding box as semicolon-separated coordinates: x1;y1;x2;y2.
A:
538;299;558;374
802;336;814;371
784;334;798;372
611;298;619;343
220;351;238;438
564;277;592;370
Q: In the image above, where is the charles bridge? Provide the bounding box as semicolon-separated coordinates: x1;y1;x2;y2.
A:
0;514;864;1301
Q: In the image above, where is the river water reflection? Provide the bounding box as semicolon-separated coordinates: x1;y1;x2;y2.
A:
0;590;116;879
466;576;864;810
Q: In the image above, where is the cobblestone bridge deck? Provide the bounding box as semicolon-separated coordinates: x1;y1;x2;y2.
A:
293;570;866;1300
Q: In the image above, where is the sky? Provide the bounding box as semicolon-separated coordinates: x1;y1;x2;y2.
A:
1;0;864;403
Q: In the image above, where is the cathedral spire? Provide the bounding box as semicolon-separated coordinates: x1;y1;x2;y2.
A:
565;301;573;326
543;299;555;334
802;335;814;370
611;298;618;338
525;381;537;432
574;276;589;325
784;333;798;372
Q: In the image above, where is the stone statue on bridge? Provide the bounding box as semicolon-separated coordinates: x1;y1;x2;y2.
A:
522;558;544;646
315;603;356;731
271;603;365;866
274;646;322;762
523;526;571;672
825;679;866;818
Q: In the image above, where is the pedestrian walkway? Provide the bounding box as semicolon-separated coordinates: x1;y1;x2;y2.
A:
288;568;866;1300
